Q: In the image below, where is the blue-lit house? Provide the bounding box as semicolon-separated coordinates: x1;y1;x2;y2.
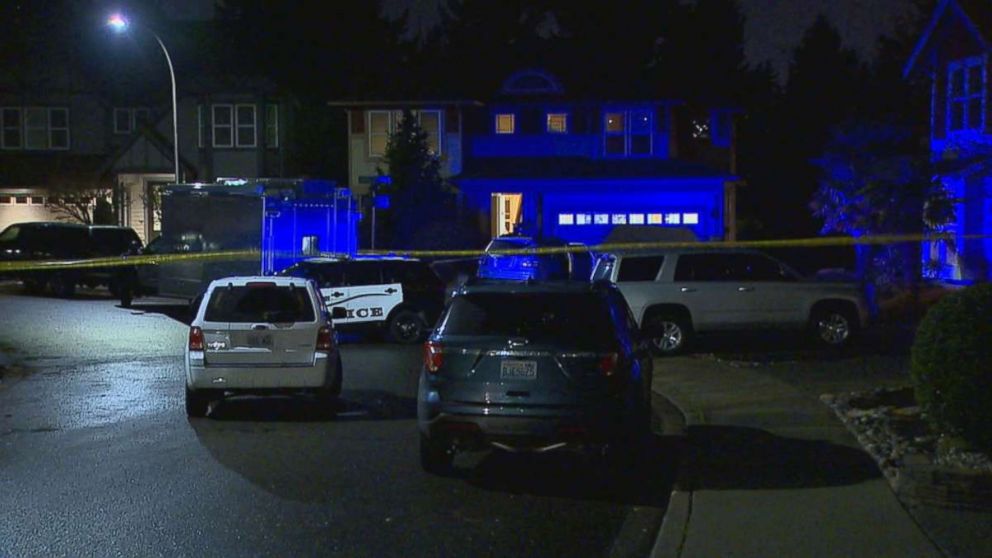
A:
905;0;992;282
333;70;742;246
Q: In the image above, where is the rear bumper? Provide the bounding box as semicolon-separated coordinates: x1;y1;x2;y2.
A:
186;351;338;390
418;376;627;452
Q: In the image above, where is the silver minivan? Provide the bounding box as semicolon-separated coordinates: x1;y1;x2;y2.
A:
184;276;345;417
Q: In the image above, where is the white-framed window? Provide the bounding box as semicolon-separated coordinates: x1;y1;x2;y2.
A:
1;107;22;149
605;110;653;156
495;113;515;134
647;213;663;224
664;213;681;225
682;212;699;225
558;213;575;225
49;108;69;150
368;110;392;157
948;56;986;132
611;213;627;225
1;106;68;150
594;213;609;225
265;104;279;148
418;110;441;155
235;104;256;147
629;213;645;225
547;112;568;134
576;213;592;225
212;104;234;147
114;108;132;134
24;107;48;150
114;107;152;135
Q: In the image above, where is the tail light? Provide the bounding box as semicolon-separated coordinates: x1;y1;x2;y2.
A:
316;326;334;351
599;353;619;377
424;340;443;373
188;326;204;351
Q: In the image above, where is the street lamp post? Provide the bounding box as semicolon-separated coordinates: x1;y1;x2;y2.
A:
107;14;181;183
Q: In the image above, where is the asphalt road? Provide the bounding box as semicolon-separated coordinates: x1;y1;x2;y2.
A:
0;283;676;558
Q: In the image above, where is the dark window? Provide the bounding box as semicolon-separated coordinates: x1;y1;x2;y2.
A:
605;134;625;155
0;225;20;241
439;292;617;349
15;196;27;204
382;262;439;285
30;196;44;204
90;228;140;254
344;262;382;286
674;254;735;281
205;285;314;323
734;254;789;281
0;196;12;204
617;255;664;281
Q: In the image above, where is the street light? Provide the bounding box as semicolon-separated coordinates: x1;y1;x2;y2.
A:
107;13;181;183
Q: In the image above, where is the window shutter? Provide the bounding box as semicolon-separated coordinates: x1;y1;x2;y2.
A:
351;110;365;134
985;59;992;135
933;71;946;139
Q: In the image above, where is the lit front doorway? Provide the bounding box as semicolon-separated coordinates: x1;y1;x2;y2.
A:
491;193;523;237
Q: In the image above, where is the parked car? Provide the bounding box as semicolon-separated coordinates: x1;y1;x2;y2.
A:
592;248;872;355
184;276;346;417
0;221;141;298
477;235;592;281
278;256;447;344
416;280;654;474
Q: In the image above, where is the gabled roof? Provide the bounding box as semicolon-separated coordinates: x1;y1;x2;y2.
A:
905;0;992;78
102;124;198;178
455;157;734;181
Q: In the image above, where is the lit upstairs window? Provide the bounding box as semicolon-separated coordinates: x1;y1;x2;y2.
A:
547;113;568;134
496;113;515;134
948;57;985;132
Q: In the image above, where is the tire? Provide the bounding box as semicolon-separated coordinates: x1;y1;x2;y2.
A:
646;311;692;356
419;433;454;475
185;386;211;418
387;309;428;344
810;304;858;348
119;287;133;309
48;273;76;298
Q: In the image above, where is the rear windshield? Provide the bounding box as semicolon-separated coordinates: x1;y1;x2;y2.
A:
486;239;529;252
204;285;315;323
438;292;617;347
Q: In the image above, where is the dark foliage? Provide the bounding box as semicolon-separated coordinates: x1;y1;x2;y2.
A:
910;283;992;451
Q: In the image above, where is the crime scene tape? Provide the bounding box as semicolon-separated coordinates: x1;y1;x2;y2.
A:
0;233;984;274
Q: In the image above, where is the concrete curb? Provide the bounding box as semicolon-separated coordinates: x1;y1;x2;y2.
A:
650;389;698;558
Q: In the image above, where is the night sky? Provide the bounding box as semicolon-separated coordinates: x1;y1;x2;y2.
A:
381;0;920;81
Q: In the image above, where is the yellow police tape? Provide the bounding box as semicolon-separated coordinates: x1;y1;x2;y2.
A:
0;232;983;274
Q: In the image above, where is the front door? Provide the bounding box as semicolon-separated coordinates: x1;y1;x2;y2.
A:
491;193;523;237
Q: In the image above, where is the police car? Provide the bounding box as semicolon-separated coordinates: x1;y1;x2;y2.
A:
277;256;447;344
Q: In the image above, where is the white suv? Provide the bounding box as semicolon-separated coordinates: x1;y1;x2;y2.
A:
185;276;345;416
593;249;871;355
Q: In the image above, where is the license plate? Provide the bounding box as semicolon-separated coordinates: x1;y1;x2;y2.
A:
246;333;273;348
500;360;537;380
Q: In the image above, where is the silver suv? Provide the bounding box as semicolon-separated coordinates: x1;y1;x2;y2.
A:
593;249;871;355
184;276;345;416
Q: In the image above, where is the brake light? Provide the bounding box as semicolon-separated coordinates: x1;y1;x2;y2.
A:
599;353;619;377
246;281;277;288
316;326;334;351
188;326;204;351
424;340;443;373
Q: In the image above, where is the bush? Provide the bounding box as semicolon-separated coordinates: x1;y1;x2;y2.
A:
910;283;992;451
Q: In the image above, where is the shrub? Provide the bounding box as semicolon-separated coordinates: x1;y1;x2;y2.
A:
910;283;992;451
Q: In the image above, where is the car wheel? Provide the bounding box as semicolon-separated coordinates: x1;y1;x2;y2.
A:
48;273;76;298
388;309;427;344
811;305;857;348
119;287;133;309
419;433;454;475
647;312;691;356
185;386;211;418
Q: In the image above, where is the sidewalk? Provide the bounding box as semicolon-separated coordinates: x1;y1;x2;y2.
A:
650;356;943;558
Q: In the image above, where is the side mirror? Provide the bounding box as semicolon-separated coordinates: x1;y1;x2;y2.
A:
331;307;348;320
